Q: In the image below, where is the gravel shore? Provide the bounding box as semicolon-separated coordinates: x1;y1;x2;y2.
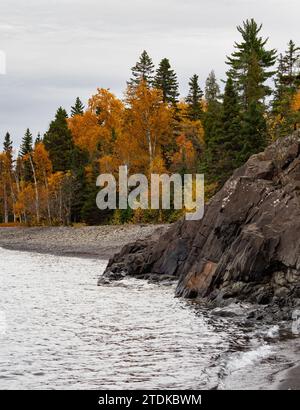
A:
1;224;299;390
0;225;169;260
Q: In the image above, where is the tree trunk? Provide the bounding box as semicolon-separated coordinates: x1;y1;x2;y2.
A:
29;154;40;224
44;172;51;224
3;183;8;223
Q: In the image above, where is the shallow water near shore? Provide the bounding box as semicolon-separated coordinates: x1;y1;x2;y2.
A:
0;247;299;390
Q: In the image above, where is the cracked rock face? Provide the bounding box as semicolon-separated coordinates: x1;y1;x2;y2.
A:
100;132;300;312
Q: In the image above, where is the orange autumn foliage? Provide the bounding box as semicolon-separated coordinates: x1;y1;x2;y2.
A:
124;81;172;172
171;134;197;173
68;111;101;157
89;88;124;153
291;89;300;112
33;142;52;181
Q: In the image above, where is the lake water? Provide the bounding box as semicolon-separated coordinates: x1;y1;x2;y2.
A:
0;247;299;390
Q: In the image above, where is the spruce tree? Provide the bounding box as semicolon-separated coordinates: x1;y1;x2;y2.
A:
35;132;42;146
19;128;33;181
227;19;277;108
20;128;33;156
3;132;13;163
240;102;267;163
282;40;300;87
81;162;113;225
273;40;300;137
128;50;155;87
201;72;223;181
70;146;89;223
203;71;222;146
205;71;220;103
186;74;203;121
71;97;85;116
153;58;179;104
44;107;74;172
219;77;243;179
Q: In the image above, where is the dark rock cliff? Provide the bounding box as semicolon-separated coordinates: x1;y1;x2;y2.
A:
99;133;300;315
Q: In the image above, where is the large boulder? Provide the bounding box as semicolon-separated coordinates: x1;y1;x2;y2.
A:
99;132;300;313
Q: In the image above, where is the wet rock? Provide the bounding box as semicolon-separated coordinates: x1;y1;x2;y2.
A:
100;132;300;320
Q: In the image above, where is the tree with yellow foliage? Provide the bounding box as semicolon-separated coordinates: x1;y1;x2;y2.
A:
89;88;124;156
124;80;172;173
68;111;101;158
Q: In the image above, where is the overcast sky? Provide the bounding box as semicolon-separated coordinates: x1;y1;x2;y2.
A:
0;0;299;148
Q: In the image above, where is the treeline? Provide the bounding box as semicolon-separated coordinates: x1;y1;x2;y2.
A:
0;19;300;225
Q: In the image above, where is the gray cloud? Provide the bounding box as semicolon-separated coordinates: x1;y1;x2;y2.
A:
0;0;299;147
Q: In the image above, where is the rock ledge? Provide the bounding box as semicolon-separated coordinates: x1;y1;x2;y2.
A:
99;133;300;318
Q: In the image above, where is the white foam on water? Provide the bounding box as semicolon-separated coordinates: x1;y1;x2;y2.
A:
266;325;280;338
227;344;273;373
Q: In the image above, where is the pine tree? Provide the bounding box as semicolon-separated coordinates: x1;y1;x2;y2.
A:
128;50;155;87
153;58;179;104
71;97;85;117
201;72;223;182
3;132;13;164
205;71;220;103
19;128;33;181
20;128;33;156
273;40;300;137
186;74;203;121
282;40;300;87
1;134;14;223
70;146;89;223
227;19;277;108
44;107;74;172
3;132;14;203
203;71;222;145
35;132;42;146
81;162;113;225
220;77;243;178
240;102;267;163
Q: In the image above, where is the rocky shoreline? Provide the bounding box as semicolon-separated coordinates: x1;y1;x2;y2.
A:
96;134;300;390
0;224;168;260
1;135;300;390
100;133;300;326
0;224;299;389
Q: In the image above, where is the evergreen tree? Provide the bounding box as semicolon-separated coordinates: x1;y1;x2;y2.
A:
219;77;243;179
201;72;223;181
186;74;203;121
20;128;33;156
1;132;14;223
3;132;14;214
44;107;74;172
70;146;89;223
240;102;267;163
128;50;155;87
3;132;13;163
282;40;300;87
203;71;222;145
205;71;220;103
19;128;33;181
153;58;179;104
273;40;300;137
35;132;42;146
227;19;277;108
71;97;85;116
81;162;113;225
